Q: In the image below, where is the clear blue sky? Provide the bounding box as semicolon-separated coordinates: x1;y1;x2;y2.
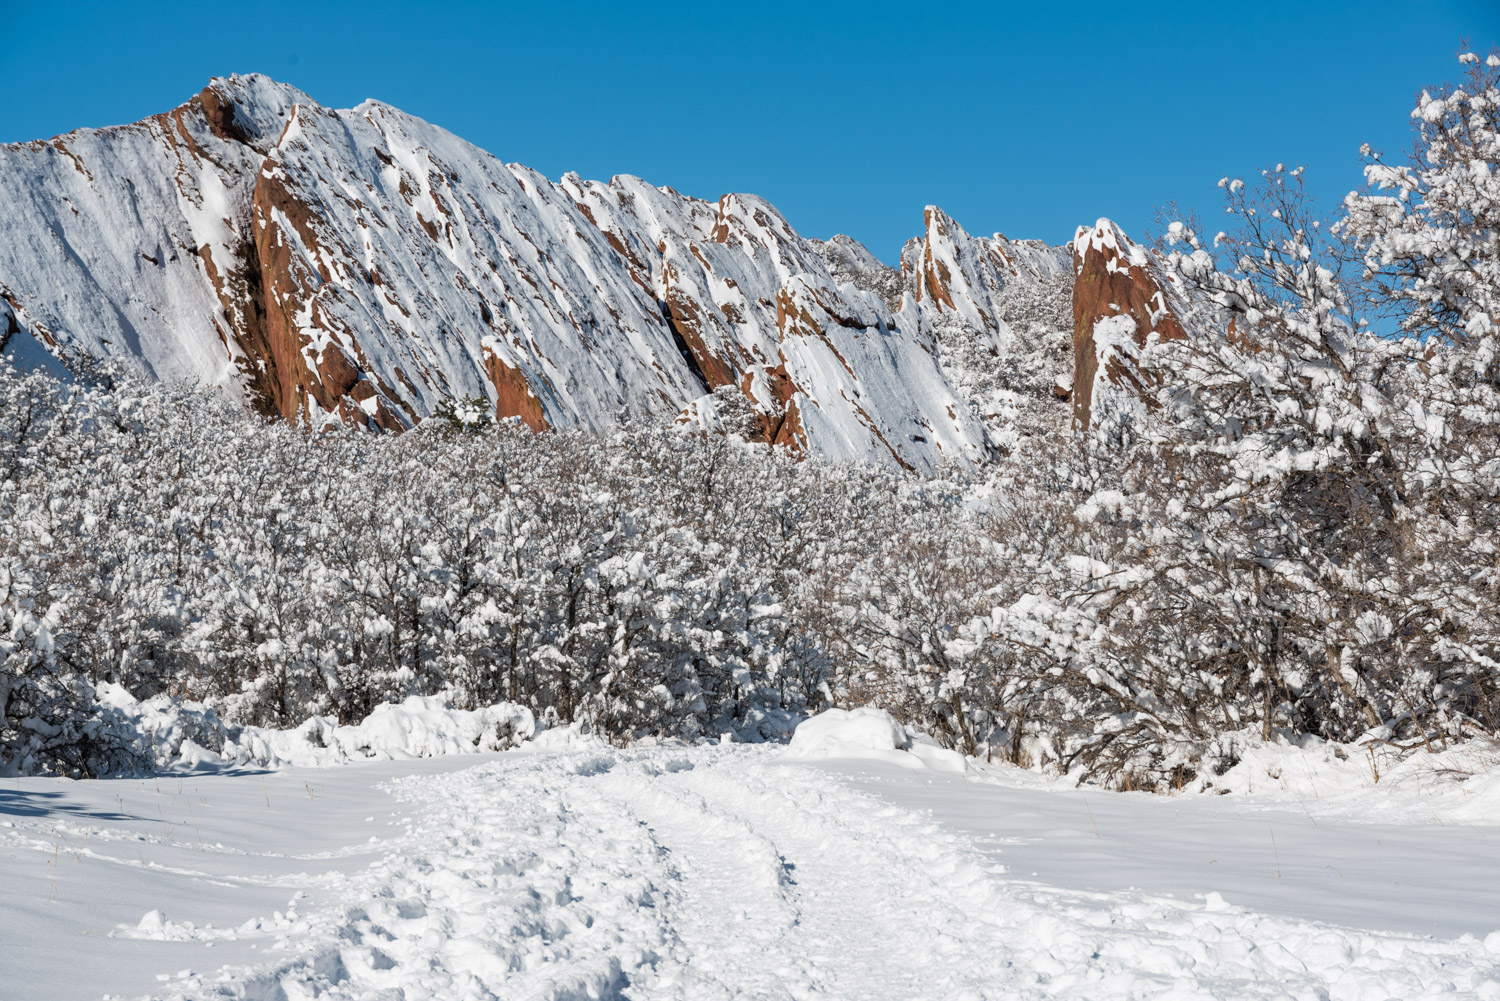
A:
4;0;1497;262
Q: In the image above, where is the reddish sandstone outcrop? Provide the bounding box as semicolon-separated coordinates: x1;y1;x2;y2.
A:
770;398;805;451
481;341;549;431
1070;219;1185;430
900;205;1073;342
198;86;255;147
317;342;361;399
917;207;960;312
246;107;410;431
740;363;805;451
251;124;338;423
660;257;738;390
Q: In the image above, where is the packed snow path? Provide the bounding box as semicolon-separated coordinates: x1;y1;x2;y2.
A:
5;746;1500;1000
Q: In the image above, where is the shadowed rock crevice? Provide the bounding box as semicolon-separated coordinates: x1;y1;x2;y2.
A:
657;298;714;396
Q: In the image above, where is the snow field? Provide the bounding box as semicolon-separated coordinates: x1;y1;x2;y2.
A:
98;743;1500;1001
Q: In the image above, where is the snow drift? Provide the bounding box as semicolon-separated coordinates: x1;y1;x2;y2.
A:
96;685;538;772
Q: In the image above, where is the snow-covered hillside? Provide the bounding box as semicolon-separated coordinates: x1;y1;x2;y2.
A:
0;74;1093;470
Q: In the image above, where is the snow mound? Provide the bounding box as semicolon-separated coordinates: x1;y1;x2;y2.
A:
111;906;284;943
785;707;967;772
518;724;610;752
100;686;538;771
789;706;908;755
1206;731;1500;824
229;697;539;768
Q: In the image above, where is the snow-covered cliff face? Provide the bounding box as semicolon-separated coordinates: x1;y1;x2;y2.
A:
0;74;1107;469
0;76;298;411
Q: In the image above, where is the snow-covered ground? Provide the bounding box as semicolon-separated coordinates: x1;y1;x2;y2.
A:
5;734;1500;1000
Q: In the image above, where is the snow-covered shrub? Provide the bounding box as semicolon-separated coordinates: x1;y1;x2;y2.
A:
426;396;496;433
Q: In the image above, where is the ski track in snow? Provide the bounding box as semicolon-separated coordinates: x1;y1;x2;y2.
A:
125;746;1500;1001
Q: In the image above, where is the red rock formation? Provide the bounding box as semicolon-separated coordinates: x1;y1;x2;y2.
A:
770;398;805;451
317;343;361;399
244;106;409;431
251;130;336;423
918;207;960;312
1070;219;1185;430
481;342;549;431
198;85;255;147
660;257;738;390
900;205;1072;341
740;363;805;452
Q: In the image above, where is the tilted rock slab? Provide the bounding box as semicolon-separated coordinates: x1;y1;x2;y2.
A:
1070;218;1187;430
0;74;1017;471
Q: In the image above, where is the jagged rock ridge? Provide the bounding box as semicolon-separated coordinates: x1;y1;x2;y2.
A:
0;75;1176;466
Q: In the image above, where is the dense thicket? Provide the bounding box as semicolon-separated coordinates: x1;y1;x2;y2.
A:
4;53;1498;785
1075;51;1500;782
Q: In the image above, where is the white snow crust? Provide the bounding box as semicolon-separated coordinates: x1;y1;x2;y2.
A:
784;706;969;772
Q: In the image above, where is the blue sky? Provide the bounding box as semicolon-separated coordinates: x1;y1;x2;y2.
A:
4;1;1497;262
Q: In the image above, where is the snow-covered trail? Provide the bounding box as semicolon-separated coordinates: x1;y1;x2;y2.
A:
5;745;1500;1000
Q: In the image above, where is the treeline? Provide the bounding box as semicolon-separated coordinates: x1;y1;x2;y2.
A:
3;334;1495;787
2;369;1024;775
